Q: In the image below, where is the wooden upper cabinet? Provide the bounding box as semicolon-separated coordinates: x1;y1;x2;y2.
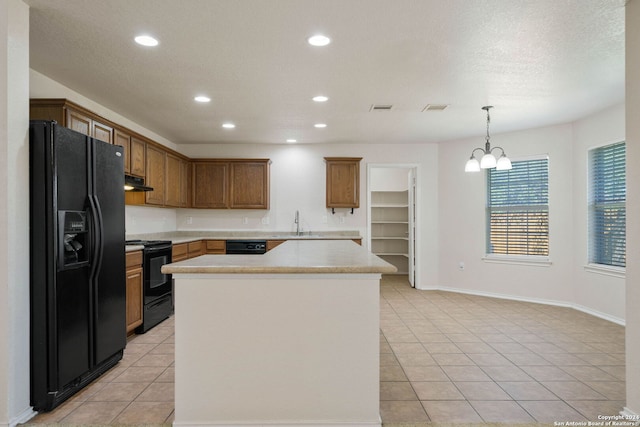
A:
325;157;362;209
130;137;146;177
180;159;191;208
114;129;132;175
92;120;113;144
192;160;270;209
192;162;228;208
31;99;114;144
145;145;166;206
66;108;92;136
165;153;182;207
229;161;270;209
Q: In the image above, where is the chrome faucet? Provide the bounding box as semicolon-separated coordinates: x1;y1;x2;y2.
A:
295;210;300;235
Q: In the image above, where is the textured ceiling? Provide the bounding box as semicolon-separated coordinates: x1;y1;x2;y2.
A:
25;0;625;145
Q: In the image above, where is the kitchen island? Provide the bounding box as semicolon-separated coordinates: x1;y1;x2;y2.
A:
162;239;396;427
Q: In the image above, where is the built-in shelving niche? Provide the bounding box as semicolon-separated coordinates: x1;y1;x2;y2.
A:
371;190;410;275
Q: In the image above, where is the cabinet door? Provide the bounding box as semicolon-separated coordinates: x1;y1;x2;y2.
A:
325;157;362;208
165;153;182;207
180;160;191;208
229;161;269;209
114;129;131;174
130;137;146;177
187;240;204;257
93;120;113;144
192;162;228;208
125;251;143;335
145;145;166;206
205;240;226;254
172;243;188;261
66;108;92;136
126;266;143;334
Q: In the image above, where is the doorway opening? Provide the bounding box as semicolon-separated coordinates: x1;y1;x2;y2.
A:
367;164;418;288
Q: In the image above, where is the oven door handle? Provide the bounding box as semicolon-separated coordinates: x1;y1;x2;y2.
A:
144;245;172;253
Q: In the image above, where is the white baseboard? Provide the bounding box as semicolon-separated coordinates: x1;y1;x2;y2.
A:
422;285;625;326
8;407;36;427
173;421;381;427
620;407;640;423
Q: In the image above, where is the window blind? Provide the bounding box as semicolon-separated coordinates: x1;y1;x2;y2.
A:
487;158;549;256
589;142;626;267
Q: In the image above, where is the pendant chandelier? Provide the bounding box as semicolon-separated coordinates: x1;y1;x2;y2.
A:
465;106;512;172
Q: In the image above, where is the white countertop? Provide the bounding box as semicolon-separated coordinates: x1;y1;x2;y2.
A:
162;239;396;274
125;230;362;252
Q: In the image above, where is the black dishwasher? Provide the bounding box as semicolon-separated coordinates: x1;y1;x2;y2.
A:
226;240;267;254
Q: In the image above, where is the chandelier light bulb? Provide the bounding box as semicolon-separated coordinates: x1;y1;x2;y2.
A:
496;154;512;171
480;153;497;169
465;158;481;172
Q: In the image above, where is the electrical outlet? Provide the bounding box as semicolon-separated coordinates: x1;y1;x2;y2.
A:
340;216;345;224
242;217;249;225
459;261;465;271
186;216;193;225
322;215;328;224
261;217;269;225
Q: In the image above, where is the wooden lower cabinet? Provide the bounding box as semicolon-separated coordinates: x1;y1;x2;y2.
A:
125;251;144;335
266;240;286;251
172;243;189;262
173;241;206;260
205;240;226;254
188;240;205;257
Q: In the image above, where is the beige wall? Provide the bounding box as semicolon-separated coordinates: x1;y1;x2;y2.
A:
437;104;626;324
0;0;32;425
625;0;640;417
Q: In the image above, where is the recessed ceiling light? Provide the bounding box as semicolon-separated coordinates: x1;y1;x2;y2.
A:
134;35;159;47
312;95;329;102
314;123;327;128
307;35;331;47
222;123;236;129
194;95;211;103
286;139;297;143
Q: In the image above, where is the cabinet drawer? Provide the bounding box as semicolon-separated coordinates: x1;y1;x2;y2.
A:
172;243;188;258
126;250;143;269
206;240;226;254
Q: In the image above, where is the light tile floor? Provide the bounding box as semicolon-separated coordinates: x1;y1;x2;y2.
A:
26;275;626;425
27;319;176;425
379;275;626;424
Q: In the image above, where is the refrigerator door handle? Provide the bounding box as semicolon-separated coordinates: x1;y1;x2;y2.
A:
89;195;104;281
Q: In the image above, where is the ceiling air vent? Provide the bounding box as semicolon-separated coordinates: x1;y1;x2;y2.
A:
422;104;449;112
369;104;393;111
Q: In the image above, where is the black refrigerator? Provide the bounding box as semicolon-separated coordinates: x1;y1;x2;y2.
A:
29;120;126;412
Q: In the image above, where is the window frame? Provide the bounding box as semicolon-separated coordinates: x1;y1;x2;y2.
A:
587;141;626;270
484;154;551;265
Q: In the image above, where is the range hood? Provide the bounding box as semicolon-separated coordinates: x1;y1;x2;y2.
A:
124;175;154;192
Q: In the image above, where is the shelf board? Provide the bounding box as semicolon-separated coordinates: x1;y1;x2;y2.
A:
371;220;409;224
371;204;409;208
374;252;409;258
371;237;408;241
